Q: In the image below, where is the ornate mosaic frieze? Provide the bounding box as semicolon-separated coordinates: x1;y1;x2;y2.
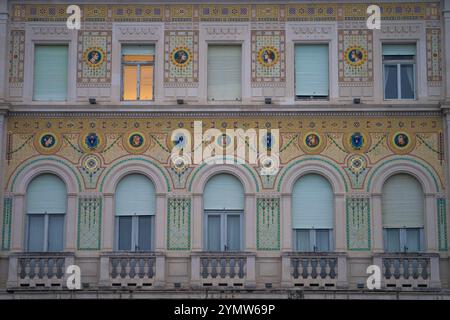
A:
346;194;371;250
437;197;448;251
199;5;250;22
77;196;102;250
338;29;373;86
8;30;25;86
164;30;199;87
256;197;280;250
111;5;163;22
167;197;191;250
251;30;286;86
77;30;112;88
426;28;442;87
1;196;13;251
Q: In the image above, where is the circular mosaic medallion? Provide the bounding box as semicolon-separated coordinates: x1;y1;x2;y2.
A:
299;132;326;154
170;154;191;174
170;47;192;68
83;47;106;68
215;132;235;155
261;132;277;151
343;131;371;153
82;154;101;174
305;133;320;149
347;154;367;175
257;46;279;67
388;131;415;154
258;154;280;176
79;132;105;153
168;131;189;150
34;132;61;154
123;131;149;154
344;46;367;67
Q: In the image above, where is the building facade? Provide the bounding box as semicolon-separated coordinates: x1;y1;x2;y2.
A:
0;0;450;299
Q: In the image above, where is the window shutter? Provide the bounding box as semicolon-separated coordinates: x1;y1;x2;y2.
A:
382;44;416;56
204;174;244;210
295;44;329;96
382;174;424;228
27;174;67;214
207;45;242;101
33;45;68;101
292;174;334;229
115;174;156;216
121;45;155;56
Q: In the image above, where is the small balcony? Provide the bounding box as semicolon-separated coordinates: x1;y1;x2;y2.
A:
7;252;75;289
373;253;441;290
282;252;348;289
191;252;256;289
99;252;165;289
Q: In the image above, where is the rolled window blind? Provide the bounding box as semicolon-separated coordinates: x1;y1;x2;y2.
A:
292;174;334;229
121;45;155;56
295;44;329;96
382;44;416;56
207;45;242;101
204;174;244;210
115;174;156;216
33;45;68;101
27;174;67;214
382;174;424;228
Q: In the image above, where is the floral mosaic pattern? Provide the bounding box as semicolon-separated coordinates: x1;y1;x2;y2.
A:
426;28;442;86
346;195;371;250
256;197;280;250
9;30;25;85
167;197;191;250
77;197;102;250
1;197;13;251
437;198;448;251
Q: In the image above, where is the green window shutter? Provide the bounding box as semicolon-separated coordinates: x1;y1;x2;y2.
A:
382;44;416;56
292;174;334;229
382;174;424;228
26;174;67;214
121;45;155;55
204;174;244;210
115;174;156;216
207;45;242;101
295;44;329;97
33;45;68;101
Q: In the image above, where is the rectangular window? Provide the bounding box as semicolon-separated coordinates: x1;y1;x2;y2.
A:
295;44;329;99
207;45;242;101
27;214;65;252
117;215;154;251
205;211;242;251
121;45;155;101
33;45;68;101
294;229;333;252
384;227;423;252
382;44;416;100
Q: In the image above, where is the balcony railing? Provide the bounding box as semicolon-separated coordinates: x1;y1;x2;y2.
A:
373;253;441;290
7;252;75;289
99;252;165;289
282;252;348;289
191;252;256;289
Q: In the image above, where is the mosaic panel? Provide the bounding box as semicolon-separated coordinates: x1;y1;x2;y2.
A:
8;30;25;85
199;5;250;22
286;4;337;21
167;197;191;250
254;5;283;22
169;5;194;22
346;195;371;250
256;197;280;250
338;29;373;86
164;31;199;87
111;5;163;22
77;30;112;87
426;28;442;86
437;198;448;251
77;196;102;250
1;197;12;251
251;30;286;85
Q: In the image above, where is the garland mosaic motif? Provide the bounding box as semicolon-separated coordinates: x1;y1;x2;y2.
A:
338;30;373;86
164;31;199;87
167;197;191;250
346;196;371;250
426;28;442;87
8;30;25;85
256;197;280;250
251;30;286;85
77;30;112;87
437;198;448;251
1;197;13;251
77;197;102;250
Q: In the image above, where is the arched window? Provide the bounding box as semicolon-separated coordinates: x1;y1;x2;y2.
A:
382;174;424;252
26;174;67;252
292;174;334;252
115;174;156;251
204;174;244;251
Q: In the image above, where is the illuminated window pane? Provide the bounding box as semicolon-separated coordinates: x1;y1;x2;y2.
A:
123;55;154;63
140;65;153;100
123;65;137;101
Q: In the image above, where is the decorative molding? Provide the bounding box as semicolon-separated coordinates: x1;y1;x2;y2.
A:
31;26;69;36
118;26;159;36
1;196;13;251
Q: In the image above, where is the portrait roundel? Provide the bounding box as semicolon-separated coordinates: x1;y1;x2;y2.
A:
34;132;61;154
344;46;367;67
123;131;149;154
170;47;192;68
83;47;106;68
389;132;414;154
257;46;279;68
300;132;325;154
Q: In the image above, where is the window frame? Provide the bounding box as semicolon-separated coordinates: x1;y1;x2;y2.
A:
293;228;334;252
204;209;244;252
383;227;425;253
120;44;155;101
114;214;155;252
26;213;66;252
